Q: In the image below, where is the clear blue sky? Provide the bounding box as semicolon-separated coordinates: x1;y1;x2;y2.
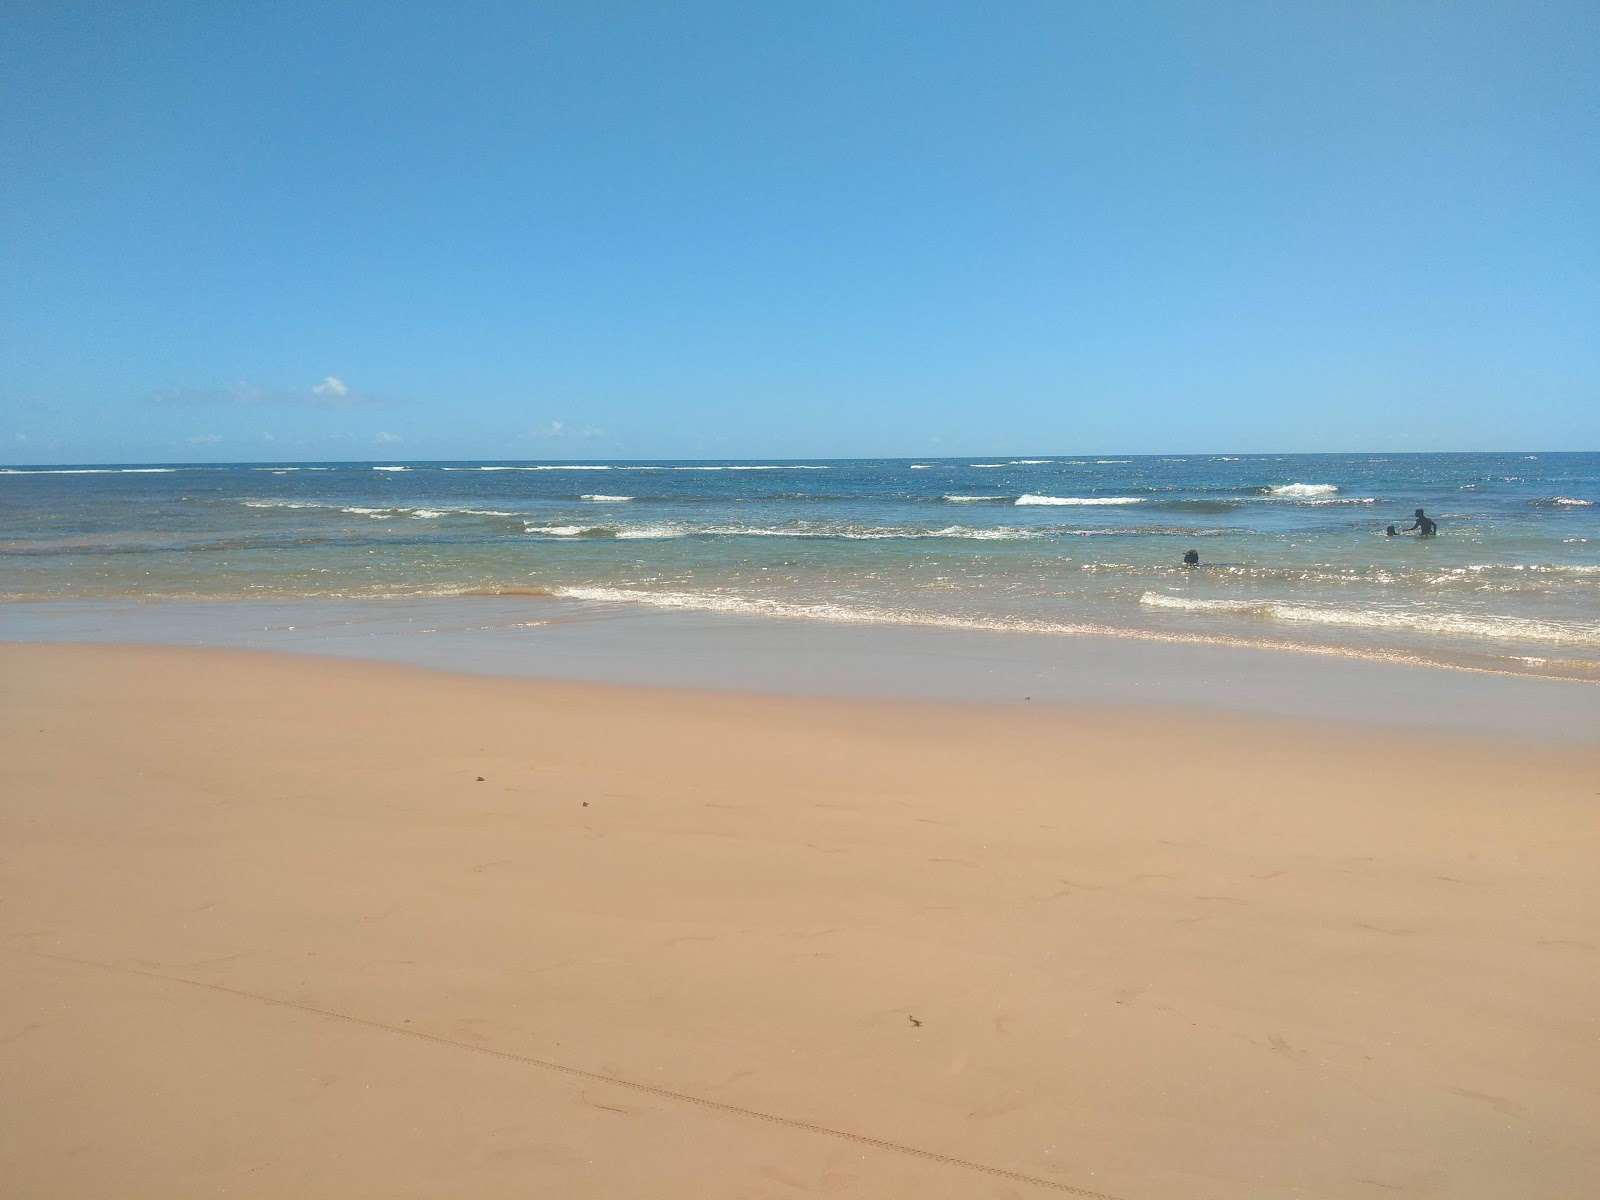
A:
2;1;1596;463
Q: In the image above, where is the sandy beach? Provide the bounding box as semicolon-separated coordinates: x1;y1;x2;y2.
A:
3;640;1598;1199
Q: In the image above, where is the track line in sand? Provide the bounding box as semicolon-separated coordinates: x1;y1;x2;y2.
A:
14;947;1124;1199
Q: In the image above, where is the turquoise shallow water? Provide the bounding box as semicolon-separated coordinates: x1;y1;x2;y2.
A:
2;452;1597;679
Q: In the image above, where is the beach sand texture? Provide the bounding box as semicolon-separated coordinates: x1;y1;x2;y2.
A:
3;642;1598;1198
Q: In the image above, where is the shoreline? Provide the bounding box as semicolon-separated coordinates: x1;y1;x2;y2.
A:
4;641;1598;1198
4;594;1599;743
5;586;1599;685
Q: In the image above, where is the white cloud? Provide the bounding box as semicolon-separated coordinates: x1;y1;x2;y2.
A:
152;377;384;410
528;420;608;440
373;431;401;444
187;433;223;445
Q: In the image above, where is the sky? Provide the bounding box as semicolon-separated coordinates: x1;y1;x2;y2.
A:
2;1;1596;463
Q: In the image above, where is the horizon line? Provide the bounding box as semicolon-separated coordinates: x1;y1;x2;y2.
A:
1;448;1594;470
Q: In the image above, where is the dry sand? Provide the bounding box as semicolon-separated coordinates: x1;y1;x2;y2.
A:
2;641;1598;1199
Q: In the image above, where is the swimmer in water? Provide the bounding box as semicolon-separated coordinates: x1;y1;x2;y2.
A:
1402;508;1437;536
1182;549;1200;567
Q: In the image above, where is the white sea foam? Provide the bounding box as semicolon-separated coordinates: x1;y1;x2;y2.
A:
1095;460;1132;464
930;526;1037;540
944;494;1010;502
551;586;1105;635
442;463;826;472
1267;483;1339;497
1139;593;1599;645
1437;563;1600;576
0;467;179;474
823;526;1039;540
580;494;633;502
1547;497;1595;506
372;466;410;472
523;522;683;539
909;464;933;469
242;500;516;519
490;464;611;470
1015;494;1146;506
550;586;1600;662
614;525;686;538
521;520;1040;541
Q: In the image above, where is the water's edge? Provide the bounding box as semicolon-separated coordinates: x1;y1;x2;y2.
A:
5;595;1597;745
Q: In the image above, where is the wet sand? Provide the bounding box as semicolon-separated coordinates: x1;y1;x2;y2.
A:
7;595;1600;742
2;641;1598;1198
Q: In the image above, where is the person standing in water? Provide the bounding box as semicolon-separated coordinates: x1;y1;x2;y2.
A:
1402;508;1437;536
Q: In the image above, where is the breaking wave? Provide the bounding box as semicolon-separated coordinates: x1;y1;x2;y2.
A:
443;463;829;472
1139;593;1600;645
1265;483;1339;497
242;500;517;520
1;467;179;474
1015;494;1146;506
521;521;1042;541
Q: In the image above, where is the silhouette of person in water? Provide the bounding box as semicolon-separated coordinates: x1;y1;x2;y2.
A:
1385;524;1398;536
1182;549;1200;567
1403;508;1437;536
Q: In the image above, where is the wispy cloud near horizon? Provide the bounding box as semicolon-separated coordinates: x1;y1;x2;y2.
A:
151;378;387;411
528;420;607;440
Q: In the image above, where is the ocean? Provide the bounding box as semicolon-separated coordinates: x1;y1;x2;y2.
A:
2;452;1597;681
